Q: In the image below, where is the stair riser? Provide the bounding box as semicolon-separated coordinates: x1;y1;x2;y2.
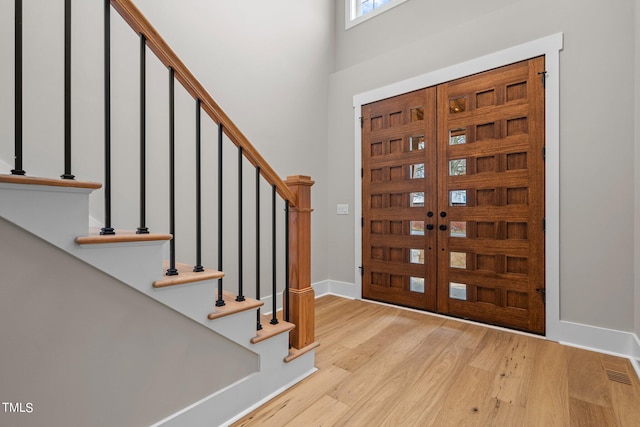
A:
209;308;262;347
0;183;91;251
76;242;166;289
253;334;317;394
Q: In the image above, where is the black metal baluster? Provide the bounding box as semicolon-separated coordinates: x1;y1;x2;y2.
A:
255;167;262;330
61;0;74;180
12;0;25;176
285;200;290;323
193;99;204;272
236;147;245;302
166;67;178;276
215;123;225;307
137;34;149;234
271;185;278;325
100;0;114;235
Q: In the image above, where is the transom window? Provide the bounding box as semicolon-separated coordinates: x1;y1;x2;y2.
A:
355;0;392;17
346;0;410;29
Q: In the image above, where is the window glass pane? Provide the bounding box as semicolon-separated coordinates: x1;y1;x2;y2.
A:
449;282;467;300
410;192;424;207
349;0;410;26
410;220;424;235
450;221;467;237
410;249;424;264
449;159;466;176
449;190;467;206
410;135;425;151
410;277;424;293
449;128;466;145
450;252;466;269
410;107;424;122
361;0;373;14
449;97;466;113
357;0;394;17
410;164;424;179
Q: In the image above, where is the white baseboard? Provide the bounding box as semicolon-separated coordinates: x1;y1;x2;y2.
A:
632;357;640;381
152;374;259;427
263;281;360;312
631;333;640;379
556;320;639;358
316;279;640;379
312;279;359;299
154;366;317;427
220;367;318;427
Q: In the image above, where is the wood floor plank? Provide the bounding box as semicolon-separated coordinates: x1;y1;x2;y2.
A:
232;364;351;427
377;335;475;426
609;380;640;427
232;296;640;427
569;397;617;427
441;318;489;350
524;341;571;426
326;308;446;408
286;395;349;427
430;365;499;426
601;355;640;427
567;347;613;407
487;333;539;408
333;327;466;426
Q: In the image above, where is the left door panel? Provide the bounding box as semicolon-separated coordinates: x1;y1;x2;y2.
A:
361;88;437;310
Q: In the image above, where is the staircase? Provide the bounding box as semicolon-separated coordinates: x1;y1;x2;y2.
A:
0;1;317;426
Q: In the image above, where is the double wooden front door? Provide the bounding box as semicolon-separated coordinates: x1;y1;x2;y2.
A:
362;57;545;334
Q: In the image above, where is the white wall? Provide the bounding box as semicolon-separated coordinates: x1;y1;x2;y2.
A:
0;0;334;294
328;0;637;333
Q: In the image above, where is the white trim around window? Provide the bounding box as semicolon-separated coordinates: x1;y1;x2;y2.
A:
345;0;410;30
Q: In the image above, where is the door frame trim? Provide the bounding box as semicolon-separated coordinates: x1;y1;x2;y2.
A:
352;33;563;339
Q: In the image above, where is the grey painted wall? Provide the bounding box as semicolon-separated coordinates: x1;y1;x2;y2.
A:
0;217;257;427
328;0;637;332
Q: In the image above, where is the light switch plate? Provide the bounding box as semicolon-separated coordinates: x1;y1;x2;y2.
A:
337;204;349;215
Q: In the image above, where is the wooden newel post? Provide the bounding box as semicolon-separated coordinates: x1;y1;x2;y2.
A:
284;175;315;349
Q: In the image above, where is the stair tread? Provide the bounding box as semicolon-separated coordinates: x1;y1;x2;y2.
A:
0;174;102;189
251;314;295;344
208;292;263;320
154;261;224;288
76;229;173;245
284;341;321;363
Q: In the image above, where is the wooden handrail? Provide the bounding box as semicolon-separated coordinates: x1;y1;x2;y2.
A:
110;0;297;206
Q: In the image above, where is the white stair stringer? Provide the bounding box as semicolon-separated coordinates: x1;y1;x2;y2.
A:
0;180;316;426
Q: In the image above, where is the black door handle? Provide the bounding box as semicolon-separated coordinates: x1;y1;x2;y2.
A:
439;224;447;231
426;224;434;230
440;211;447;218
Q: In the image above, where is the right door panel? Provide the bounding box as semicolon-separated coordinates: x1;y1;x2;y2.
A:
436;57;546;334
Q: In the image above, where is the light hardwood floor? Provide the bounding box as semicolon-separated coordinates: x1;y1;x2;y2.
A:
233;295;640;426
